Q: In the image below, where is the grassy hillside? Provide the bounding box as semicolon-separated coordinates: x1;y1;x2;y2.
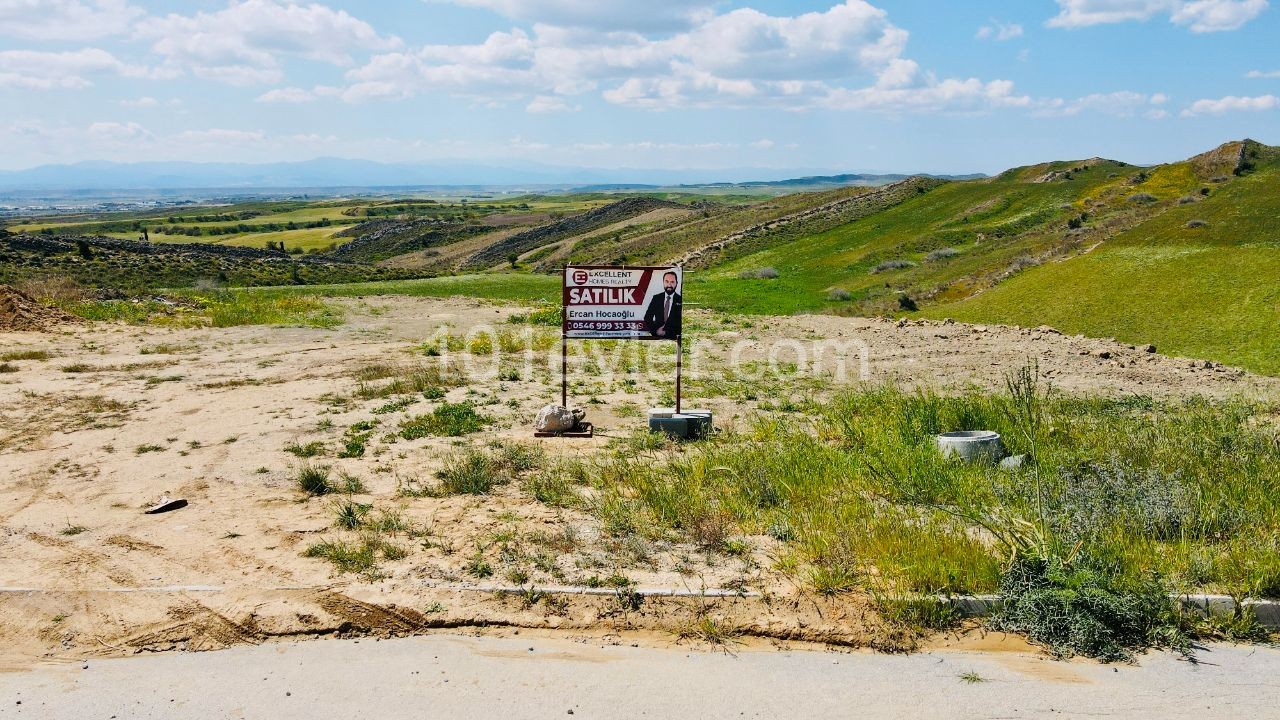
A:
924;154;1280;374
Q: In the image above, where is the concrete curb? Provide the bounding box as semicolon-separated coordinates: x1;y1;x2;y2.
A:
938;593;1280;629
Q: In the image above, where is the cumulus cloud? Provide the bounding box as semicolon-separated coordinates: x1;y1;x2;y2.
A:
0;48;162;89
0;0;143;41
136;0;401;85
343;0;1032;114
1181;94;1279;115
976;20;1024;40
1246;69;1280;78
1047;0;1268;32
430;0;715;31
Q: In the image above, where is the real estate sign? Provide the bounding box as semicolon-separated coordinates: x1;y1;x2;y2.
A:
562;265;683;340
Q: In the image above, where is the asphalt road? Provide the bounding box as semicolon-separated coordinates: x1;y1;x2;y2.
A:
2;633;1277;719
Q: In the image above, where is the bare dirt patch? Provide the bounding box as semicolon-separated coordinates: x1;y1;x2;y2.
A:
0;285;80;332
1;296;1275;667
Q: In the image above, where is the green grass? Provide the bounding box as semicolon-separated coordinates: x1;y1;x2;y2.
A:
925;165;1280;375
297;463;334;496
0;349;53;361
398;402;490;439
284;441;326;458
60;290;344;329
263;273;560;304
434;450;505;495
544;377;1280;658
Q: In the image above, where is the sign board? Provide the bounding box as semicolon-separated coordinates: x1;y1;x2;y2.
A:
562;265;682;341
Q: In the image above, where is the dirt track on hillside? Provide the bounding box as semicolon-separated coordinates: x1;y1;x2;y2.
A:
1;297;1274;668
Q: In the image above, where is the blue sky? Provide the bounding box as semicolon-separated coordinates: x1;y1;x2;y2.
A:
1;0;1277;175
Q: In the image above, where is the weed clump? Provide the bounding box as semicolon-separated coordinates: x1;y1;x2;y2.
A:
284;441;325;458
399;402;489;439
738;267;779;280
435;450;503;495
297;463;334;496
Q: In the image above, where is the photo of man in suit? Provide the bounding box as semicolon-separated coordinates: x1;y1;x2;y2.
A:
643;270;682;340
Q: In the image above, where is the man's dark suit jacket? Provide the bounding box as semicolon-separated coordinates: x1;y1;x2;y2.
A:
643;291;682;340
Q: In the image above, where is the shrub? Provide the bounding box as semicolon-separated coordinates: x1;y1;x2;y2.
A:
1177;195;1198;205
738;267;779;279
1128;193;1157;203
826;288;852;301
1185;219;1209;229
870;259;917;275
992;554;1175;661
898;295;919;312
925;247;960;262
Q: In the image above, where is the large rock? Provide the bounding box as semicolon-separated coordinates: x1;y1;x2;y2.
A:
535;405;585;433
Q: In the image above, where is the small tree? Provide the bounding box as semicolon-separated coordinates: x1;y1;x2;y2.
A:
508;252;519;269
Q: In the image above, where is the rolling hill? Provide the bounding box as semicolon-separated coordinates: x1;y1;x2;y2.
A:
3;139;1276;374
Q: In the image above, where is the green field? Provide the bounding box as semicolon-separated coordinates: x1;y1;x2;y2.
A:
924;162;1280;374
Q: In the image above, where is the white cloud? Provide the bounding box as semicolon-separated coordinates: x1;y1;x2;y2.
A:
86;120;149;140
1181;94;1279;115
175;128;268;144
256;87;318;103
824;77;1032;113
749;139;775;149
118;96;158;107
0;48;161;89
525;94;578;112
1246;69;1280;78
1037;90;1170;117
136;0;401;86
345;1;1029;114
1170;0;1268;30
430;0;715;31
1047;0;1268;32
0;0;143;40
976;20;1024;40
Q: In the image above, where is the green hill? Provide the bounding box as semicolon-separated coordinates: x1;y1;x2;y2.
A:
924;142;1280;374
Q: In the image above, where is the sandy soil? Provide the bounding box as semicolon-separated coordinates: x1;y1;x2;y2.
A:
1;296;1275;668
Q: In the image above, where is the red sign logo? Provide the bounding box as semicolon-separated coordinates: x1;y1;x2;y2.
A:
571;270;588;285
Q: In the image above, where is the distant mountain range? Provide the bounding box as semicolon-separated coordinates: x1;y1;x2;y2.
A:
0;158;983;194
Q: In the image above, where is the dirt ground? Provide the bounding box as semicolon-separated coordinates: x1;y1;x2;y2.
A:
1;296;1275;669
